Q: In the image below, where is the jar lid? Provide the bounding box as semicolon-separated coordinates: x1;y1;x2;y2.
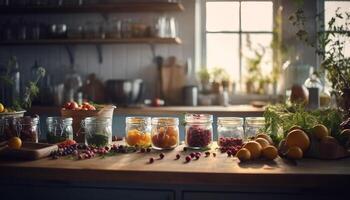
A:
245;117;265;125
46;117;73;124
19;116;39;125
185;114;213;124
125;117;151;124
152;117;179;125
217;117;243;125
83;117;111;124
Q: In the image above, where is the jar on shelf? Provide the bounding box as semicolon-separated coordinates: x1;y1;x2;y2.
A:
0;117;19;142
46;117;73;144
217;117;244;148
244;117;265;140
82;117;112;147
185;114;213;149
151;117;179;150
125;117;151;147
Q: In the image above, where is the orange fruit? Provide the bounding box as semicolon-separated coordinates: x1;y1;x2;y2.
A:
262;145;278;160
126;129;140;146
236;148;251;161
286;146;303;160
168;135;178;146
0;103;4;113
8;137;22;149
255;138;270;149
285;129;310;152
255;133;273;144
311;124;329;140
243;141;262;159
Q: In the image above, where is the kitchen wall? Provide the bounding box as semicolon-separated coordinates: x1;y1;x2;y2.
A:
0;0;195;99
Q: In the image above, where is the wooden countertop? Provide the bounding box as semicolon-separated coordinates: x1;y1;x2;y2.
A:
0;143;349;188
28;105;264;117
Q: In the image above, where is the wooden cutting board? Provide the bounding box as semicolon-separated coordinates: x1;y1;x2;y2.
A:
161;56;186;105
0;142;58;160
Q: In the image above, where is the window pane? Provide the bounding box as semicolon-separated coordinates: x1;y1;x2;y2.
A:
206;33;240;83
325;1;350;31
326;33;350;58
206;2;239;31
241;34;273;81
241;1;273;31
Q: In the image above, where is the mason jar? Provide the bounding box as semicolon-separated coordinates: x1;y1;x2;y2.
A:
125;117;151;148
217;117;244;147
185;114;213;149
82;117;112;147
46;117;73;144
244;117;265;140
17;116;40;143
0;117;19;141
151;117;179;150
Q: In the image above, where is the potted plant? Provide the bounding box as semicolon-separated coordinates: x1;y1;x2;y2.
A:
290;6;350;115
197;68;211;93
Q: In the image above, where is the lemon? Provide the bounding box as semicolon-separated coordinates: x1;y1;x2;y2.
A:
236;148;251;162
286;146;303;160
0;103;4;113
243;141;262;159
311;124;329;140
262;145;278;160
8;137;22;150
285;129;310;152
255;138;270;149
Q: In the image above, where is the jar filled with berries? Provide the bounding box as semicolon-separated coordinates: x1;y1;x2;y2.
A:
217;117;244;148
125;117;151;148
151;117;179;150
185;114;213;149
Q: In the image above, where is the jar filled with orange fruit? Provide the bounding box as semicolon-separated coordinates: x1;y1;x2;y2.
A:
125;117;151;148
151;117;179;150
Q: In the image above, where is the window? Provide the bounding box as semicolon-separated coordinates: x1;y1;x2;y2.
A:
324;0;350;57
204;0;274;92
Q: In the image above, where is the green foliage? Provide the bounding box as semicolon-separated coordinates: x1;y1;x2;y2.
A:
197;68;210;82
264;104;343;141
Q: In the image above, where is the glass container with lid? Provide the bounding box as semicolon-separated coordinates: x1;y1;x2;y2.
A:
185;114;213;149
125;117;151;148
82;117;112;147
46;117;73;144
217;117;244;148
244;117;265;140
151;117;179;150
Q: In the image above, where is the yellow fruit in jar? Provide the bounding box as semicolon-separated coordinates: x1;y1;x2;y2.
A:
236;148;251;161
311;124;329;140
126;129;140;146
286;146;303;160
262;145;278;160
255;133;273;144
285;129;310;152
8;137;22;150
0;103;4;113
255;138;270;149
243;141;262;159
168;135;178;146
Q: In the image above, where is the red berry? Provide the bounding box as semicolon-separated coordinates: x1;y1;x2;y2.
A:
175;154;181;160
185;156;191;162
159;153;165;159
205;151;210;157
190;152;196;158
195;155;200;160
149;157;154;163
146;148;151;152
140;148;146;153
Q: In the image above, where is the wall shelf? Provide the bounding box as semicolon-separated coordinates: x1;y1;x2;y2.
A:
0;2;184;14
0;37;182;45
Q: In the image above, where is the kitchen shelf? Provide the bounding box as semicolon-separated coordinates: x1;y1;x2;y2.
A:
0;37;182;45
0;2;184;14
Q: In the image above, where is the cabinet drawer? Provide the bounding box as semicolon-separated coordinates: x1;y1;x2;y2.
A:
1;185;174;200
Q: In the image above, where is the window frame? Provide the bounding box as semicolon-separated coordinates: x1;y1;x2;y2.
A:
200;0;279;91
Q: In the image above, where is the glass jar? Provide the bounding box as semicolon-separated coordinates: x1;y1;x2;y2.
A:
151;117;179;150
0;117;19;142
185;114;213;149
46;117;73;144
244;117;265;140
125;117;151;147
82;117;112;147
217;117;244;148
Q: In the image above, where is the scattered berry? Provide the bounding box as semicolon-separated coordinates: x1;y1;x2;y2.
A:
146;148;151;152
149;157;154;163
205;151;210;157
195;155;200;160
175;154;181;160
140;148;146;153
185;156;192;162
159;153;165;159
213;153;216;157
190;152;196;158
